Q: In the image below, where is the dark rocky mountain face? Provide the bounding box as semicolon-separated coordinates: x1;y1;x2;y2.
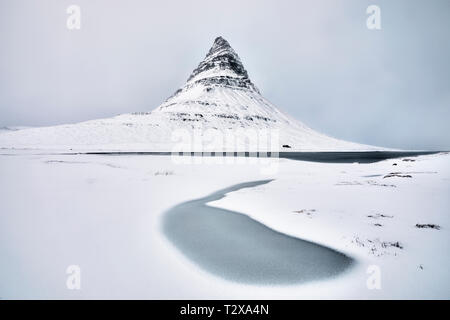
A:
188;37;248;80
179;37;259;94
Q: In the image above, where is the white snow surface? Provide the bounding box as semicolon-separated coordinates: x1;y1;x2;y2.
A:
0;151;448;299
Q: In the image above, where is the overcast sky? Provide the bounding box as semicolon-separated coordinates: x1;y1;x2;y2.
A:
0;0;449;150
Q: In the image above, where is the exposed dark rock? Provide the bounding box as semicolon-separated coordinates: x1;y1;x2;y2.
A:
169;37;260;100
383;172;412;178
381;241;403;249
188;37;249;81
367;213;394;219
415;224;441;230
293;209;316;218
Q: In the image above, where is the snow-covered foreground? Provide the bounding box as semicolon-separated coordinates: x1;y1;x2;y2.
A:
0;151;448;299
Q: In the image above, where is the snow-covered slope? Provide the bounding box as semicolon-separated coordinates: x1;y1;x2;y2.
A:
0;37;383;152
0;126;30;134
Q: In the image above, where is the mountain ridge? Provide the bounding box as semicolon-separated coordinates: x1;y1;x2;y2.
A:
0;37;384;152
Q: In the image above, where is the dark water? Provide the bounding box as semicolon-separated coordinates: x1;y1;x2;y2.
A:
84;151;439;163
278;151;438;163
162;180;354;285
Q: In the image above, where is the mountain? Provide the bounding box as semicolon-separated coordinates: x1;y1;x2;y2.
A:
0;37;381;152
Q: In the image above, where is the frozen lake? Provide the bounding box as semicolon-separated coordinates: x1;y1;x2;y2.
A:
163;180;354;285
82;151;439;164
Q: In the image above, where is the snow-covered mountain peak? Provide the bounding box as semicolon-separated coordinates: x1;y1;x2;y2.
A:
161;37;259;105
187;36;251;84
207;36;234;57
0;37;384;152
